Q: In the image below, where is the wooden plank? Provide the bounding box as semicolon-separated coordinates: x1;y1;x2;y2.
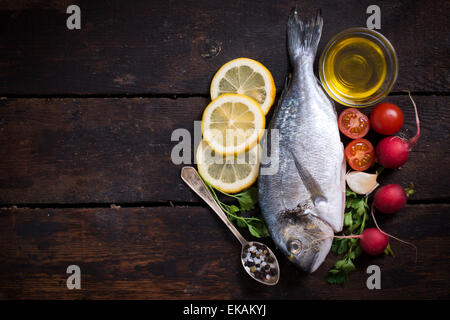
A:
0;204;448;299
0;96;203;204
0;95;448;204
0;0;447;95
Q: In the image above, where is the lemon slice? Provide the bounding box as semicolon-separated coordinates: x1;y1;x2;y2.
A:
202;93;265;156
196;139;260;193
210;58;276;115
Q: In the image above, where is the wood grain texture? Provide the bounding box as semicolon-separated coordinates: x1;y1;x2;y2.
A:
0;0;448;95
0;95;448;204
0;204;448;299
0;0;448;301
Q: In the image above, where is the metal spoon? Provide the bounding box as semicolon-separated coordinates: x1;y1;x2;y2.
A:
181;166;280;286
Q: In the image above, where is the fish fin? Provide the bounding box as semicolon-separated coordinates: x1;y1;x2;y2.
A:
287;8;323;63
269;74;291;131
261;76;291;167
288;148;327;206
280;74;292;101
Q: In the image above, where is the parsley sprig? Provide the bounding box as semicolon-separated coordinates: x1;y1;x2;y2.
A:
327;189;368;284
327;188;394;284
202;180;270;238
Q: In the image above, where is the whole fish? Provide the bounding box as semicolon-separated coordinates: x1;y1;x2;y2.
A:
258;9;346;273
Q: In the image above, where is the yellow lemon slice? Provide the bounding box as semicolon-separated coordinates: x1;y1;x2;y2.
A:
202;93;265;156
210;58;276;115
196;139;260;193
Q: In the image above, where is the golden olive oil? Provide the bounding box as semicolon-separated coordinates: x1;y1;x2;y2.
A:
323;37;387;101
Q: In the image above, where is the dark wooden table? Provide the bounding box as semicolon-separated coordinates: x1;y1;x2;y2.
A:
0;0;448;300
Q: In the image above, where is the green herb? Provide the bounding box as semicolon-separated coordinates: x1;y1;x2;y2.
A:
327;189;368;284
202;180;269;238
327;188;396;284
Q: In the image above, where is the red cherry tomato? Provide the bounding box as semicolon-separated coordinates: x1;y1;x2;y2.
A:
345;138;376;171
370;102;404;135
338;108;370;139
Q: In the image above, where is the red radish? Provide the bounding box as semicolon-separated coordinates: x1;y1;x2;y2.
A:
359;228;389;255
373;184;407;214
335;228;389;255
376;92;420;169
334;203;418;260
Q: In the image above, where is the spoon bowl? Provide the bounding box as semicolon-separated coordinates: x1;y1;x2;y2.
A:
241;241;280;286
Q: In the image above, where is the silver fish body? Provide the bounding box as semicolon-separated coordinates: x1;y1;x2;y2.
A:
258;9;346;273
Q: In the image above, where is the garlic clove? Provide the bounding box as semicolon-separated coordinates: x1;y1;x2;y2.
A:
345;171;379;195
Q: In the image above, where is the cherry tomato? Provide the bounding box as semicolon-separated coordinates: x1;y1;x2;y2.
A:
370;102;404;135
338;108;370;139
345;138;376;171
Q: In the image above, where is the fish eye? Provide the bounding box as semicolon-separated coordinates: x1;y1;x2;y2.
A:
288;239;302;255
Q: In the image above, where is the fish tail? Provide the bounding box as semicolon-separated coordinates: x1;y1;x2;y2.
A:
287;8;323;63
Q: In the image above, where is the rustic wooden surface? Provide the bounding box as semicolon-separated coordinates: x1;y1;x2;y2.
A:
0;0;448;95
0;95;448;204
0;0;449;300
0;205;448;299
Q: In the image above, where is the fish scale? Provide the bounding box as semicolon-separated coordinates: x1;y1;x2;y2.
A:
258;9;346;273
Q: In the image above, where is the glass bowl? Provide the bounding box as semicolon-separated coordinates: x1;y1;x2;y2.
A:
319;27;398;107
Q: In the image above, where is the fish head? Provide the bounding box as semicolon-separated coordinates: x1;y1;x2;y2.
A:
277;212;334;273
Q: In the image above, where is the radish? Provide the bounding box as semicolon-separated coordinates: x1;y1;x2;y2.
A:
334;203;418;258
376;92;420;169
335;228;389;255
359;228;389;255
373;184;407;214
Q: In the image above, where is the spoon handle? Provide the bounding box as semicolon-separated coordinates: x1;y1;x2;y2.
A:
181;166;247;246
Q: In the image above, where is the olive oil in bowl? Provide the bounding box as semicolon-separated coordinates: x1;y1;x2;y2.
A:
319;28;398;107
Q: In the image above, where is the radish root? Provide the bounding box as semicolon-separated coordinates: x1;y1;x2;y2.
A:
370;203;418;263
406;91;420;148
